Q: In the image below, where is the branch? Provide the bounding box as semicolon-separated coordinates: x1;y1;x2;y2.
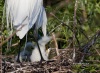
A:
79;30;100;62
72;0;78;62
49;23;62;35
0;24;26;47
52;33;59;56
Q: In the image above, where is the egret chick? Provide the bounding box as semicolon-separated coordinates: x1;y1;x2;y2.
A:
15;42;34;62
30;36;52;62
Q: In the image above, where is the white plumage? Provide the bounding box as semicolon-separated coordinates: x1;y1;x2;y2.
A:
5;0;47;39
30;36;52;62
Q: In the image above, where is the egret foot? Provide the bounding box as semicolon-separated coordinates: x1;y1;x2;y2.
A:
16;58;21;63
16;49;21;63
39;58;45;64
41;57;45;61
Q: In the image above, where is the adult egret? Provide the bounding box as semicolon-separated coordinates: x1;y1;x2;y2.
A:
5;0;47;62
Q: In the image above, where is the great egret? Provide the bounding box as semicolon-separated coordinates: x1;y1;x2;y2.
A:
5;0;47;62
16;36;52;62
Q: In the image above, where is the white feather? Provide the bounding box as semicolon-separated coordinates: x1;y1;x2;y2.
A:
5;0;46;39
30;36;52;62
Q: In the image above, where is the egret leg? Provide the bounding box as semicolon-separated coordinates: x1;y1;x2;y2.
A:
33;29;45;62
16;39;22;63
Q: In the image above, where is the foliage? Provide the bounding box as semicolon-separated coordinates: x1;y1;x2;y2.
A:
0;0;4;29
47;0;100;48
46;0;100;72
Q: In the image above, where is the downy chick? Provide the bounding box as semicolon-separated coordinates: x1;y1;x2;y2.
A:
30;36;52;62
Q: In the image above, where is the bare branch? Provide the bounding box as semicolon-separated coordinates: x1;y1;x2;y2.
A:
52;33;59;56
0;24;26;47
72;0;78;62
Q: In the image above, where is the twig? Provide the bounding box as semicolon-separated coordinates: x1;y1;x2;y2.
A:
52;33;59;56
73;0;78;26
96;70;100;72
81;0;87;22
80;30;100;62
50;12;66;25
91;31;100;56
72;0;78;62
77;18;89;40
11;42;20;47
49;12;67;35
0;24;26;47
85;60;100;63
94;47;100;56
49;23;62;35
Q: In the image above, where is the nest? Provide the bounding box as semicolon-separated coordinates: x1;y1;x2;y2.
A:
2;48;75;73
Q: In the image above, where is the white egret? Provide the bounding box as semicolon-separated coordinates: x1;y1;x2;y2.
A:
5;0;47;62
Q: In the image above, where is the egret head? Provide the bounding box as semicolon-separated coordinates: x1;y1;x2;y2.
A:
25;42;35;50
